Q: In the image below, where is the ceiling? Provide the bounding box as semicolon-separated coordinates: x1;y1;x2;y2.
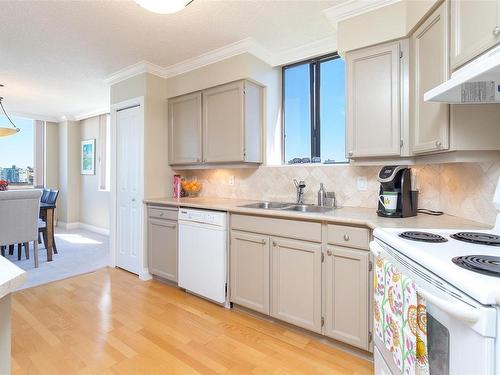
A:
0;0;341;122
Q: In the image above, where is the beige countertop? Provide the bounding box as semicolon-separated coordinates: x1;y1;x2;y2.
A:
143;197;489;230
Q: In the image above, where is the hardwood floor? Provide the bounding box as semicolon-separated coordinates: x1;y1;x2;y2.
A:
11;268;373;374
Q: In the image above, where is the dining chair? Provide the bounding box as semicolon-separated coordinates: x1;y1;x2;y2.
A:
39;189;59;254
0;190;42;268
40;188;50;203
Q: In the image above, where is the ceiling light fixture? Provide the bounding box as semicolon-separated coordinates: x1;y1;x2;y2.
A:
0;85;20;137
134;0;193;14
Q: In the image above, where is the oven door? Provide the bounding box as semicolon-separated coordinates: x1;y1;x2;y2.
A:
371;240;497;375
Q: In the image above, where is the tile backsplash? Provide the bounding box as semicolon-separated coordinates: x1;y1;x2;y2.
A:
178;161;500;226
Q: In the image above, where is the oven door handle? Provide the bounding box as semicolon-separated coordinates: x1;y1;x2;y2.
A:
418;288;480;324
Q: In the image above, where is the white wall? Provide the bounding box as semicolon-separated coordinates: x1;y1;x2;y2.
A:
45;121;59;190
79;116;110;230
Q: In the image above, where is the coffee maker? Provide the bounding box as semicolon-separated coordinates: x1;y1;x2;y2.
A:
377;165;418;218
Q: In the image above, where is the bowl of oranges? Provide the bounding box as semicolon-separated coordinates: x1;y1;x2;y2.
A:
181;179;202;197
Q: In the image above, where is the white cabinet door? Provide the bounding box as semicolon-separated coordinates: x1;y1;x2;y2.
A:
451;0;500;70
230;231;270;314
324;246;369;350
346;41;403;158
169;92;202;165
116;105;142;275
411;2;450;154
203;81;245;163
271;237;322;333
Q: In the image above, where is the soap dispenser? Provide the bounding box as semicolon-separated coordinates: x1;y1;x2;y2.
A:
317;183;326;206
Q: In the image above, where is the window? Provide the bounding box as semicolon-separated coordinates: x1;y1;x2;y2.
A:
0;115;36;186
98;113;111;191
283;54;346;164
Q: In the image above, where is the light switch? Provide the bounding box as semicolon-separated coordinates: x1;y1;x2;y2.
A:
357;177;368;191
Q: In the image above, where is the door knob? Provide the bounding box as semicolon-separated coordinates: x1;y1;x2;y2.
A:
493;26;500;36
131;198;136;202
435;140;442;148
327;250;333;256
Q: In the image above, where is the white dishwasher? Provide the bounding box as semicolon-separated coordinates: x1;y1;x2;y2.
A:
178;208;228;304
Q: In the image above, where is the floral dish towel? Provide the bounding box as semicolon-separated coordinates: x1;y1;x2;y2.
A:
374;256;429;375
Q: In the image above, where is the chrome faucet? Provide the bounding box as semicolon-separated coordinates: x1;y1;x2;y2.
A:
293;179;306;204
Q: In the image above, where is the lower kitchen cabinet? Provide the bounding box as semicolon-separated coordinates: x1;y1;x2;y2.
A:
148;218;178;282
271;237;322;333
230;231;270;314
324;246;370;350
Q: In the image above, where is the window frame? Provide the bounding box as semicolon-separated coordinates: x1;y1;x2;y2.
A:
281;52;345;164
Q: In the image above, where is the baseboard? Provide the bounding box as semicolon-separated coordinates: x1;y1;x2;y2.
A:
78;223;110;236
57;221;110;236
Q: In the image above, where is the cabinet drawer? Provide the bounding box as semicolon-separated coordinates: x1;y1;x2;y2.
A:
231;214;321;243
148;206;178;220
327;224;369;249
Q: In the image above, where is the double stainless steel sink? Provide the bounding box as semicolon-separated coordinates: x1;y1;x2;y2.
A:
239;201;334;213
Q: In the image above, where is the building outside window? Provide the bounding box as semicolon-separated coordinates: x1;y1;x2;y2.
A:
0;115;36;186
283;53;346;164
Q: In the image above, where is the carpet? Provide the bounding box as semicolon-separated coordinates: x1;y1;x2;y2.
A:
3;228;110;290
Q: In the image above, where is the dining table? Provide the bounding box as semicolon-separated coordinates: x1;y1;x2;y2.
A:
39;202;56;261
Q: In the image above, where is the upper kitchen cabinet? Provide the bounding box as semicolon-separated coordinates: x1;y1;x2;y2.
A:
168;79;263;167
450;0;500;70
411;2;450;154
346;40;409;159
203;80;263;164
169;92;202;165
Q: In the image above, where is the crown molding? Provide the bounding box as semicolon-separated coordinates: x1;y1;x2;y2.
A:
164;37;274;78
271;35;337;66
9;111;60;123
323;0;401;29
103;60;166;85
74;107;110;121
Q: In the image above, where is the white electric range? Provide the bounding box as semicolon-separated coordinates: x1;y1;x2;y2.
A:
370;178;500;375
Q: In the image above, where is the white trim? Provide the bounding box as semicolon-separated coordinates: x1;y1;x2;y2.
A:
56;221;110;236
9;111;59;123
272;35;338;66
57;221;80;230
78;222;110;236
323;0;401;29
164;37;273;77
104;60;167;85
74;107;110;121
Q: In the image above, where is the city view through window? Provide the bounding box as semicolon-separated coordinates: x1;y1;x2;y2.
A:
0;115;34;185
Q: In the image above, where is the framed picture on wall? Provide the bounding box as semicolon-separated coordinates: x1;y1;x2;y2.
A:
81;139;95;175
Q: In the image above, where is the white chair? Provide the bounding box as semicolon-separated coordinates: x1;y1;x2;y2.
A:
0;190;42;268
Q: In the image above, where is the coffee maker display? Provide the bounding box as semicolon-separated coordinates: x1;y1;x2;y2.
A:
377;165;418;218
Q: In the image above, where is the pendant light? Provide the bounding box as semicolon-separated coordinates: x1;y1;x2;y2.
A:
0;85;20;137
135;0;193;14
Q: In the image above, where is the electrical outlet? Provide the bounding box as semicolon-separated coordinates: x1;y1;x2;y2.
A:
228;175;235;186
357;177;368;191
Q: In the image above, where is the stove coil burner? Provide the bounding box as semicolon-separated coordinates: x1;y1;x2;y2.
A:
452;255;500;276
399;231;448;243
450;232;500;246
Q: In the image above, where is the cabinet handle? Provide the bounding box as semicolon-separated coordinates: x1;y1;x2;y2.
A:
159;212;164;217
327;250;333;256
131;198;136;202
493;26;500;36
344;234;350;242
435;140;442;148
272;241;277;247
348;151;353;156
261;239;266;245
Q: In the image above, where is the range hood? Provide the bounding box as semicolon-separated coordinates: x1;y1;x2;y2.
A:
424;44;500;104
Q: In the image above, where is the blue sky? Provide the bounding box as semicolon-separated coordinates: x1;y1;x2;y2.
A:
284;58;346;163
0;115;34;168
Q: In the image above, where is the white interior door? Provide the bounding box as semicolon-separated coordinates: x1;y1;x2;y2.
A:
116;105;142;275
